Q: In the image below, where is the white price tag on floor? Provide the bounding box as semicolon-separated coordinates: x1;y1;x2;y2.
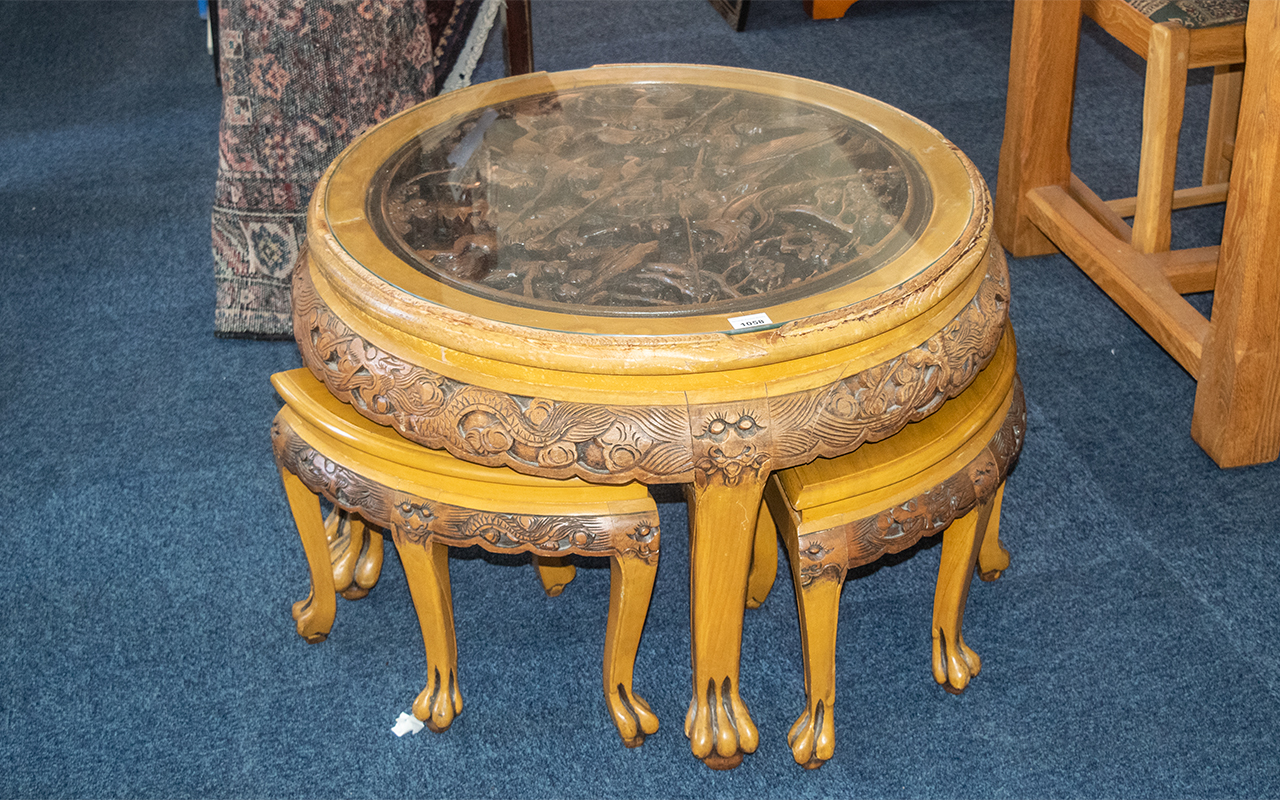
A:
391;712;424;737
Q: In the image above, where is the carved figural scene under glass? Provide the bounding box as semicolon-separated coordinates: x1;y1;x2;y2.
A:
370;83;933;318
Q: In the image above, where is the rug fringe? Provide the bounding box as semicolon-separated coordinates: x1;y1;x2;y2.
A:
442;0;504;93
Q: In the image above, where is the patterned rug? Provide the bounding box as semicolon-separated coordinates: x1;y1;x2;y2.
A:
212;0;497;338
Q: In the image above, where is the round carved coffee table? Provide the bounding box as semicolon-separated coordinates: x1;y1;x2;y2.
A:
293;64;1008;769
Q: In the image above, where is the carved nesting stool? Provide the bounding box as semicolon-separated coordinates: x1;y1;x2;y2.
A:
270;368;662;747
761;330;1025;769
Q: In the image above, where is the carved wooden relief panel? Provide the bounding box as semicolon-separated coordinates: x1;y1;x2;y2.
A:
291;243;1007;485
272;418;660;564
792;379;1026;586
371;84;932;318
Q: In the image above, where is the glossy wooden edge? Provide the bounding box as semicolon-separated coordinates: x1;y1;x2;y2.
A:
301;240;1002;399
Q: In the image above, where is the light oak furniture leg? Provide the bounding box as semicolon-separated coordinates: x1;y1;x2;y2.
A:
604;552;661;747
327;509;383;600
1132;22;1190;254
395;536;464;733
280;470;337;644
976;484;1010;582
533;555;576;597
1203;63;1243;185
780;515;843;770
746;503;778;609
683;475;766;770
1192;1;1280;467
931;499;992;694
994;0;1081;257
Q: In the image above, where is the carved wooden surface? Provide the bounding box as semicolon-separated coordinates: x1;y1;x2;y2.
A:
373;84;930;318
792;377;1025;588
272;402;661;744
291;244;1007;485
272;418;660;564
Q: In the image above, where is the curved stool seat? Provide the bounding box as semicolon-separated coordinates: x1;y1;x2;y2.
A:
270;368;661;747
761;330;1025;768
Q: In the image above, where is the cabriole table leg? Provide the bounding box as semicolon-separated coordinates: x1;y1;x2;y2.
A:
683;472;768;769
280;470;337;644
931;499;992;694
604;552;662;748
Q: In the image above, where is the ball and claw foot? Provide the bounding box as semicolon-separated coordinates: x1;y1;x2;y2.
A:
413;666;464;733
933;629;982;694
977;537;1010;582
326;510;383;601
607;685;660;748
533;556;577;598
787;699;835;769
291;589;332;644
684;679;759;769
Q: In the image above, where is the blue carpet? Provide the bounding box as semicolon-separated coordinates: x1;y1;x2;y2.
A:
3;1;1278;797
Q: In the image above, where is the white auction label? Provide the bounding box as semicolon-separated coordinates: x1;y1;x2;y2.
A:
391;712;424;737
728;312;774;330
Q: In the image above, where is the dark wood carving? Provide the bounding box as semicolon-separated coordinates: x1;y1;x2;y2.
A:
271;418;660;564
291;243;1007;484
372;84;931;317
794;378;1026;587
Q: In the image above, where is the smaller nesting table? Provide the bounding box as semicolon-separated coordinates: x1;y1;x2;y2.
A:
763;330;1024;768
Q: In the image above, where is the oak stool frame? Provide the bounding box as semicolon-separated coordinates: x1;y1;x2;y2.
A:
271;368;662;747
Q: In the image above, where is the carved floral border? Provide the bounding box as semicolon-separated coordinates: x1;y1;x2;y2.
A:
291;243;1008;487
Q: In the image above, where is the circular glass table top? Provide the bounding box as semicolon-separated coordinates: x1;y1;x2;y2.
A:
373;83;931;317
316;65;984;338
